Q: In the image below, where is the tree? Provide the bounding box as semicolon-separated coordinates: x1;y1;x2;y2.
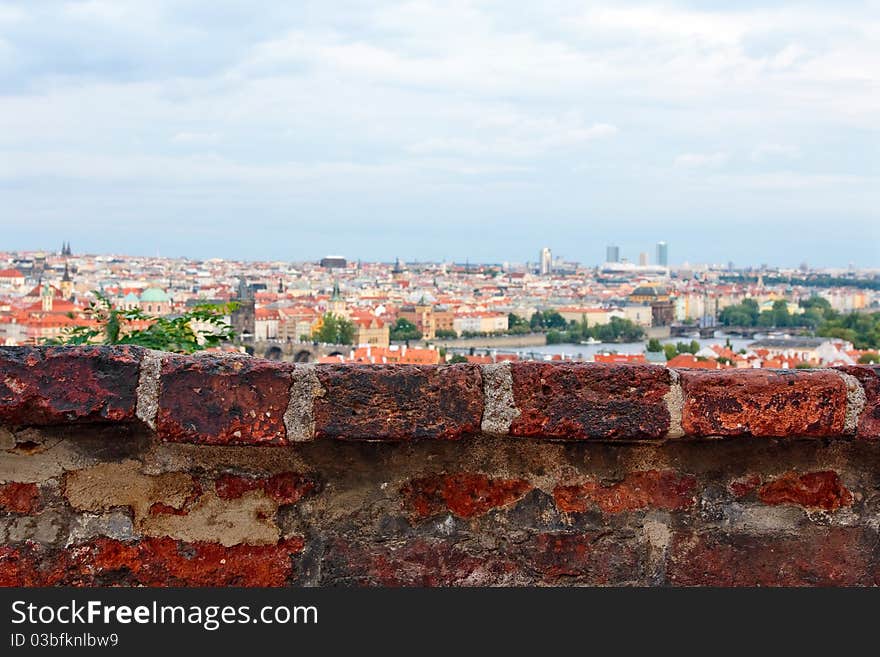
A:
674;340;699;355
45;292;237;353
448;354;468;363
435;329;458;339
543;310;567;329
646;338;663;352
545;329;563;345
858;352;879;364
507;313;530;335
663;343;678;361
390;318;422;341
314;312;355;345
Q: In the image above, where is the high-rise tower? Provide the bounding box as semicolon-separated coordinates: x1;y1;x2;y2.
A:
539;247;552;275
656;241;669;267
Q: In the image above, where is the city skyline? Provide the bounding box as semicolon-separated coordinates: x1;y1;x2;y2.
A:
2;1;878;267
2;241;877;273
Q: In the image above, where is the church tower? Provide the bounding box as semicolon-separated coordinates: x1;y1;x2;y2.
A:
328;279;347;316
41;283;53;312
60;262;73;300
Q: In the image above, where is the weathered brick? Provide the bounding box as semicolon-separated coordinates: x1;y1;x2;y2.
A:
509;363;672;440
728;474;762;498
214;472;317;505
553;470;697;514
679;369;847;437
0;482;41;514
0;346;141;426
0;537;304;587
400;473;533;519
323;539;517;586
757;471;852;511
667;528;872;586
520;532;645;584
836;365;880;439
156;354;294;445
313;364;483;440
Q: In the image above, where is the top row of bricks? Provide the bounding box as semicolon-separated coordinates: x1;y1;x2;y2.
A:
0;346;877;444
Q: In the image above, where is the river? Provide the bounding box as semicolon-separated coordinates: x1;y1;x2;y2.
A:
444;332;758;361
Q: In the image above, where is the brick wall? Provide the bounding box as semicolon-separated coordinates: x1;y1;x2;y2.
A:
1;346;879;586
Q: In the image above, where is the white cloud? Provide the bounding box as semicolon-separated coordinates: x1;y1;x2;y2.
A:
674;152;729;168
750;143;800;161
1;1;877;264
172;132;220;144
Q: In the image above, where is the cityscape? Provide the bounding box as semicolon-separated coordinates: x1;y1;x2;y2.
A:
2;242;877;368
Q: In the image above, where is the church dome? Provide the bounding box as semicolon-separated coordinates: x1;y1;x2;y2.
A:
140;287;170;303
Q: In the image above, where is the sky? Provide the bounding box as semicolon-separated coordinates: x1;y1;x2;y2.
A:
1;0;878;268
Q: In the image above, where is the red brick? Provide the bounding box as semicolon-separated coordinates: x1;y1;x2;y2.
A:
323;539;517;586
757;471;852;511
313;364;483;440
400;473;532;519
214;472;317;505
0;546;25;586
667;528;871;586
679;369;847;437
553;470;697;514
521;532;644;583
728;474;762;498
0;346;141;426
156;355;294;445
0;482;41;514
836;365;880;439
509;363;671;440
0;537;304;587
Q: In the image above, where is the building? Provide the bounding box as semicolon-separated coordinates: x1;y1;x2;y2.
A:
327;280;347;316
254;308;280;340
556;306;616;326
352;314;390;347
60;263;73;300
594;353;647;364
0;268;25;289
650;300;675;327
320;256;347;269
747;337;853;365
319;345;440;365
639;252;649;267
453;312;508;335
606;245;620;263
230;278;255;340
433;306;455;335
139;288;172;315
398;301;436;339
656;241;669;267
629;285;670;304
539;247;552;276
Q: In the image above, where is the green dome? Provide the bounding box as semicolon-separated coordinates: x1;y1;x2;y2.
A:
139;287;170;303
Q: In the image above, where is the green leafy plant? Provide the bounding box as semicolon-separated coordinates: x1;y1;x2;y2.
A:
313;312;355;345
389;318;422;342
44;292;238;353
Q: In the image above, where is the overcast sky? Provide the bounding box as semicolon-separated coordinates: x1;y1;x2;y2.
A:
1;1;878;267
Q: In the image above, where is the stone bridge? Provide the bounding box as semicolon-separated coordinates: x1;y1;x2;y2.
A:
245;340;349;363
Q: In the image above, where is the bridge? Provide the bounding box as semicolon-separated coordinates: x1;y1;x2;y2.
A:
244;340;350;363
669;325;815;339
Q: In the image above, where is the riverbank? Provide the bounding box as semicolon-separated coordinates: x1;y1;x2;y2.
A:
425;332;547;349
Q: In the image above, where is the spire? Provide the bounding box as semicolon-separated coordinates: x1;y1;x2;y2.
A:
237;277;252;300
331;279;342;301
62;262;71;282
